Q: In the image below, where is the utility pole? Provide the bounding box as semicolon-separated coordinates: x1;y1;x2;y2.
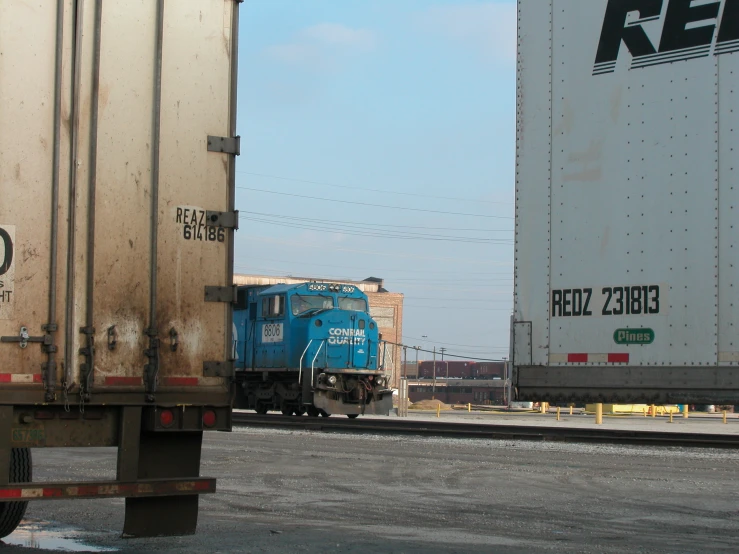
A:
399;346;409;417
403;346;407;379
440;347;447;378
432;346;436;399
502;357;507;406
414;346;420;381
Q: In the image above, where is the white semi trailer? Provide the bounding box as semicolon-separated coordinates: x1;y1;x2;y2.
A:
512;0;739;403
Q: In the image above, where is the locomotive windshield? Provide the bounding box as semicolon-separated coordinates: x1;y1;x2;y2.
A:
338;297;367;312
291;294;334;316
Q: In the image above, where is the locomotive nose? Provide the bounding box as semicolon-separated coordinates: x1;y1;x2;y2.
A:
308;313;374;370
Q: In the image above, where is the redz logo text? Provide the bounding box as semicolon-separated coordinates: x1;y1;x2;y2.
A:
593;0;739;75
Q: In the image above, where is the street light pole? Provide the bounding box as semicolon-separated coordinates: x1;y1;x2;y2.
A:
440;347;447;378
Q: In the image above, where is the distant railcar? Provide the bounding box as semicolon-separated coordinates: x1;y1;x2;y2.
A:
418;360;471;379
417;360;505;380
473;362;505;380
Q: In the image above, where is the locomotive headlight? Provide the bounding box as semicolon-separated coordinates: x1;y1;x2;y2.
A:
328;375;337;386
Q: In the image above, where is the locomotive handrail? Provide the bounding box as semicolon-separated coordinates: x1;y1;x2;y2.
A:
298;339;314;384
310;340;326;390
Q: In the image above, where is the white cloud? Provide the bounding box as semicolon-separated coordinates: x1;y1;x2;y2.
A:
417;3;517;63
265;23;378;71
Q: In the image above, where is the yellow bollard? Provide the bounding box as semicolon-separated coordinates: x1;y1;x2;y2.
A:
595;403;603;425
683;405;689;419
643;407;647;417
569;405;573;416
651;405;656;418
557;407;561;421
669;411;673;424
436;404;441;418
468;403;471;413
723;410;728;424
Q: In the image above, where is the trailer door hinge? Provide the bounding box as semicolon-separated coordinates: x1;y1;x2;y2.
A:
206;210;239;230
203;361;234;378
204;285;238;304
207;135;240;156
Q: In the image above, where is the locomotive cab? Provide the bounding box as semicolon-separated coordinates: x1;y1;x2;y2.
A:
233;282;393;417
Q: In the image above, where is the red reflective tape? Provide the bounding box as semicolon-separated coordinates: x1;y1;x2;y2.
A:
193;480;214;492
568;353;588;363
0;489;21;498
76;485;100;497
608;353;630;363
162;377;199;386
104;377;142;386
43;488;63;498
33;373;43;383
0;375;12;383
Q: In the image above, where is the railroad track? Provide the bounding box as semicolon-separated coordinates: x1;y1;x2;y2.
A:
231;413;739;449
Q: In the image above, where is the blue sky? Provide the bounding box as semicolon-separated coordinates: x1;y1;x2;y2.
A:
235;0;516;360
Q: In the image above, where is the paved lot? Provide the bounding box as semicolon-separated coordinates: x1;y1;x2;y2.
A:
1;418;738;553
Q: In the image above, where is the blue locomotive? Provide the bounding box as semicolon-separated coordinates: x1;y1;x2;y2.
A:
232;282;393;417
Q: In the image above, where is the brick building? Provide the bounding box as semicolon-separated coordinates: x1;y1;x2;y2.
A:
233;274;404;388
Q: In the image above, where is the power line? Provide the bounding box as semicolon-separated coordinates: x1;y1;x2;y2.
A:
236;186;514;220
241;215;513;244
404;296;512;302
239;235;515;264
403;335;509;350
241;211;513;233
237;170;513;206
234;257;513;276
404;304;511;311
384;340;506;362
390;277;513;283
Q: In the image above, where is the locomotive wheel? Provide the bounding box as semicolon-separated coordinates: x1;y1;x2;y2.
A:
347;414;359;419
255;402;269;415
281;408;292;416
294;408;306;416
319;410;331;417
306;406;320;417
0;447;31;538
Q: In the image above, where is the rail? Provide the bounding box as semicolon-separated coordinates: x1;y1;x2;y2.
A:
231;413;739;449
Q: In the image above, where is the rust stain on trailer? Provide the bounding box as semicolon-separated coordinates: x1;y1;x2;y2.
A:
600;226;610;257
563;168;602;183
553;99;574;137
98;83;110;112
567;139;603;164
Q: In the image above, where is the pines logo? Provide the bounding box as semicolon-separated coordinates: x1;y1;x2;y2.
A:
593;0;739;75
